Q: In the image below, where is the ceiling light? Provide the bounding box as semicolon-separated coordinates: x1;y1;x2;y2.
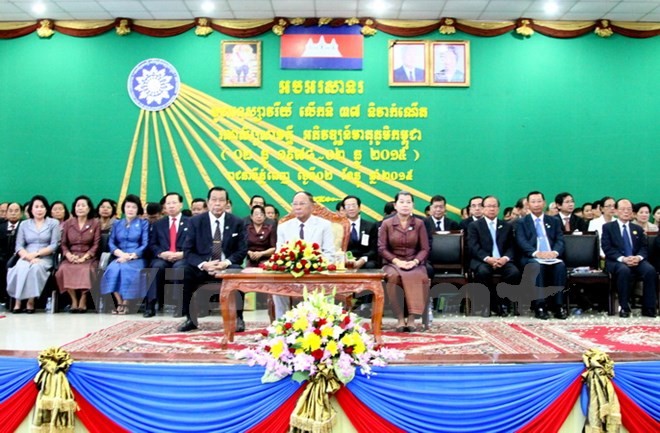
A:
369;0;390;13
201;2;215;13
544;2;559;14
32;3;46;15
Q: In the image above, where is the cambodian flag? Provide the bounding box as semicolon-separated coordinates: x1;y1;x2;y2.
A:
280;25;363;70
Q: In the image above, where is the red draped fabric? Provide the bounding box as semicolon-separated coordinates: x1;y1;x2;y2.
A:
73;389;130;433
335;386;407;433
613;383;660;433
246;383;307;433
516;377;582;433
0;383;38;433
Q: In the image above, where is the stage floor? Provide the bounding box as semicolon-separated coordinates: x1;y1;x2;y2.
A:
1;306;658;365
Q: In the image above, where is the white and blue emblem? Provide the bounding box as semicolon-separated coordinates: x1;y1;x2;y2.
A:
127;58;180;111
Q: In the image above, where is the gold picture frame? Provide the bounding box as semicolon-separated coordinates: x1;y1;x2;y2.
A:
430;41;470;87
388;40;428;86
221;40;261;87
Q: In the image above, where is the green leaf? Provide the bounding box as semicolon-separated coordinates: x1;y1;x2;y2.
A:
261;370;285;383
292;371;310;383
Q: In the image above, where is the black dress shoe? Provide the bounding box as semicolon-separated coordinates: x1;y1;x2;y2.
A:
512;302;521;316
554;308;568;320
143;308;155;318
236;317;246;333
535;308;549;320
641;309;657;318
498;305;510;317
619;309;631;318
177;319;198;332
25;309;35;314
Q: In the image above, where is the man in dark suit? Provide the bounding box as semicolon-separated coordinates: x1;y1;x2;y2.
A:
468;196;520;316
424;195;460;235
601;199;657;318
178;187;247;332
554;192;588;233
459;196;483;232
515;191;567;320
0;202;22;309
144;192;189;318
393;45;425;83
242;194;276;227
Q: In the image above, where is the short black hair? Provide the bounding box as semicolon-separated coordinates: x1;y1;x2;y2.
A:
383;201;395;215
146;202;162;215
162;192;183;205
71;195;96;219
503;207;513;217
122;194;144;215
581;202;592;212
514;197;526;209
467;196;482;206
394;191;413;202
527;191;544;201
181;209;193;217
96;198;117;218
249;195;265;206
250;205;265;215
207;187;229;201
430;195;446;205
482;195;500;207
27;195;50;219
341;195;362;208
50;200;70;220
633;202;651;213
554;192;573;206
615;198;631;210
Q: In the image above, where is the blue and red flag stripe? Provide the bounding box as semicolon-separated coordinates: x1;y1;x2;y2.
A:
281;25;363;70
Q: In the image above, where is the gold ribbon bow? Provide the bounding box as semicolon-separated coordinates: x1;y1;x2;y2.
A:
290;365;342;433
581;349;621;433
31;347;76;433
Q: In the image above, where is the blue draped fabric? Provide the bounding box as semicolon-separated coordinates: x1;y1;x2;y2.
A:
0;357;39;403
347;363;585;433
67;363;301;433
613;361;660;421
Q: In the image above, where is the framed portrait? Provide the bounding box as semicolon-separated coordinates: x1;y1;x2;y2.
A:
430;41;470;87
389;40;428;86
221;40;261;87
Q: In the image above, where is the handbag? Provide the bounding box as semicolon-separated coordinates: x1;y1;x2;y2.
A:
6;253;19;268
99;252;112;270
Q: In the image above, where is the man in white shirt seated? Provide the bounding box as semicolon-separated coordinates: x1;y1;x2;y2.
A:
274;191;335;317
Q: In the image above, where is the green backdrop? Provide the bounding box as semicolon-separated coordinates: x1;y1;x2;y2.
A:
1;28;658;218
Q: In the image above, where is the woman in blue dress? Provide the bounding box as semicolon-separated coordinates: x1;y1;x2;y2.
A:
101;194;149;314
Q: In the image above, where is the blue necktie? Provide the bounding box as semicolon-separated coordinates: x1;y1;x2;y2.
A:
351;223;358;242
489;220;500;258
622;224;633;256
535;218;551;252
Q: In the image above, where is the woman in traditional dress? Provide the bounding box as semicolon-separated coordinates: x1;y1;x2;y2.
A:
246;205;276;267
55;195;101;313
100;194;149;314
378;191;430;332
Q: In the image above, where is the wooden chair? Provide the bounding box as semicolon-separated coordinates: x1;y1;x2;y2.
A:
563;232;610;313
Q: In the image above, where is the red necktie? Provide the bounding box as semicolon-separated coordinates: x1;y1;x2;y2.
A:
169;217;177;252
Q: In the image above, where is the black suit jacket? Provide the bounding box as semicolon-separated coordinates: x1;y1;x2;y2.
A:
424;216;460;234
0;220;21;262
184;212;247;268
346;218;378;266
515;214;565;265
149;215;190;258
554;213;588;233
468;218;516;269
601;221;648;264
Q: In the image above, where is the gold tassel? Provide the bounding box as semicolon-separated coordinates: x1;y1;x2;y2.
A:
318;18;332;26
195;18;213;36
116;19;131;36
31;348;76;433
516;19;535;37
440;18;456;35
37;20;55;38
581;349;622;433
345;18;359;26
289;365;342;433
595;20;614;38
361;19;377;36
273;19;288;36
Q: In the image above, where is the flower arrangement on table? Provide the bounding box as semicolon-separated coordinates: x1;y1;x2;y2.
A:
238;289;401;431
260;239;335;278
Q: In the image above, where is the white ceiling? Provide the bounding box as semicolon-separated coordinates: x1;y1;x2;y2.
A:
1;0;659;22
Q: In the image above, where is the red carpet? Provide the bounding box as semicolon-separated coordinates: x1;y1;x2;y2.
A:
61;318;660;364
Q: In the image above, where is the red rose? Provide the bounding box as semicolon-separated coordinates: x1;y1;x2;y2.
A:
289;347;296;354
362;323;371;331
317;318;327;327
311;349;324;360
344;346;354;355
327;264;337;271
340;315;350;328
260;330;269;337
313;243;320;249
265;345;271;352
314;328;321;336
300;259;308;266
273;254;279;261
304;268;311;274
284;322;292;330
258;263;266;269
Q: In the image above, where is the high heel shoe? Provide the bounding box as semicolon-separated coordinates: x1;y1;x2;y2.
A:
118;303;128;315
